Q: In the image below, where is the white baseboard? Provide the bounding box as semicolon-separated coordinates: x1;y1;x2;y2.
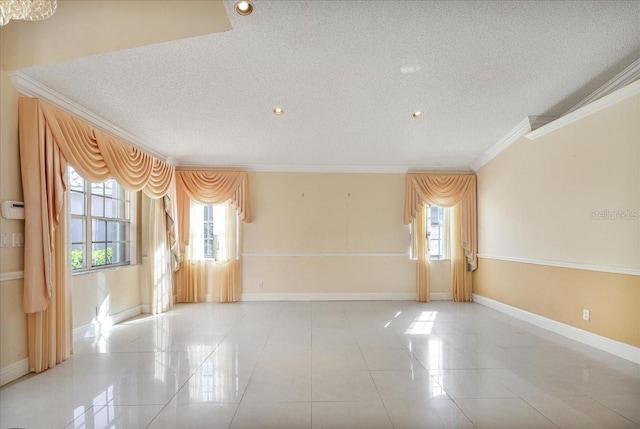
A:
472;294;640;365
73;305;143;342
240;292;416;302
0;358;29;387
141;304;150;314
429;292;452;301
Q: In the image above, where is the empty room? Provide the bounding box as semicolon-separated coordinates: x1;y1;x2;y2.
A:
0;1;639;428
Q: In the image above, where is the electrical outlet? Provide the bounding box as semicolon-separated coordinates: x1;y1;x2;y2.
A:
259;281;264;289
582;309;590;321
0;233;8;248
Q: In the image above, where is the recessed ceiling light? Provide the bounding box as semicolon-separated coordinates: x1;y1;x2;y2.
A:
273;108;284;115
234;1;254;16
412;111;423;118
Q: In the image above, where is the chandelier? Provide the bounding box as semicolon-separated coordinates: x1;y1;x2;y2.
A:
0;0;57;26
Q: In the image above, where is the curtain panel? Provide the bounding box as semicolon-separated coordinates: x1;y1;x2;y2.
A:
174;169;252;303
404;173;477;302
18;97;175;372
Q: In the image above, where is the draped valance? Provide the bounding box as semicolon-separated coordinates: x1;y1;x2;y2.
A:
404;173;477;271
175;169;252;221
35;99;174;197
173;169;251;303
18;97;175;313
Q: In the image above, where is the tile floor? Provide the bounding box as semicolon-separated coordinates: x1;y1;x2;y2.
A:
1;301;639;429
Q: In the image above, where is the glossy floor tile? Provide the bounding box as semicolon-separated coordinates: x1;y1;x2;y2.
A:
1;301;639;428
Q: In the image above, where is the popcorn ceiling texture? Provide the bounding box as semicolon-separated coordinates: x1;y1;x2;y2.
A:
22;0;640;171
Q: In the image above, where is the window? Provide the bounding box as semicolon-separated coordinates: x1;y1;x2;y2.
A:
409;205;449;261
196;202;230;261
427;206;446;260
69;166;134;271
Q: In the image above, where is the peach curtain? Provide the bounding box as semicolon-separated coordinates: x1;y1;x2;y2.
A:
415;205;430;302
174;169;251;303
404;173;477;302
18;97;175;372
147;197;173;315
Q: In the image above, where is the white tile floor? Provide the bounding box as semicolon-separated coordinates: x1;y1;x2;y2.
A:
1;301;639;429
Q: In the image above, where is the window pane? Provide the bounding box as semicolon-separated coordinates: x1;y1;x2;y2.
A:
71;218;85;243
118;200;126;219
91;195;105;217
70;191;85;215
204;222;213;239
71;244;84;270
92;243;110;266
91;182;104;195
68;168;84;192
204;239;213;259
105;198;117;218
92;220;107;242
111;242;128;264
107;221;128;241
104;180;117;199
204;205;212;222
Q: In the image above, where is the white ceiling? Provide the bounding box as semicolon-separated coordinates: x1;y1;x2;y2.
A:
20;0;640;172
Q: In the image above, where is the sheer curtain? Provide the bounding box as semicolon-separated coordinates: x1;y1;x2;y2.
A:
19;97;175;372
178;201;241;303
174;169;251;304
415;204;430;302
404;173;477;302
147;197;173;315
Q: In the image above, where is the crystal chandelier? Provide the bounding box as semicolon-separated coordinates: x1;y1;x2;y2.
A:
0;0;57;26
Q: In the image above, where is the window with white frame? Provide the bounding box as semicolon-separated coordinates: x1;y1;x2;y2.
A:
194;202;230;261
409;205;449;261
69;166;134;271
427;206;447;260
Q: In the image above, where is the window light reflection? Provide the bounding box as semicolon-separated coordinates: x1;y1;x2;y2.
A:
189;343;241;403
427;339;446;397
72;385;116;428
405;311;438;335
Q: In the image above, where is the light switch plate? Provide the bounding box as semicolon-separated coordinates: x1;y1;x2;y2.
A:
0;233;8;248
12;233;24;247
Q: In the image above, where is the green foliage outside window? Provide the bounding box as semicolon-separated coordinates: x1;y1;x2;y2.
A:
71;247;113;270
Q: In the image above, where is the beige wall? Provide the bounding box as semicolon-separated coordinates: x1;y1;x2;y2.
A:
475;92;640;347
0;0;225;376
242;172;415;296
0;61;29;371
1;0;231;70
475;259;639;347
478;95;639;269
72;266;142;329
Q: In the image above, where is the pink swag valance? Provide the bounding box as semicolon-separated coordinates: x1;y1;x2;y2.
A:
175;169;252;254
404;173;477;271
174;169;252;304
18;97;175;313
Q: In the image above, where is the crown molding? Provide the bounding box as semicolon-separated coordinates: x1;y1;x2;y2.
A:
526;78;640;141
471;57;640;170
8;71;170;163
564;57;640;115
470;116;556;171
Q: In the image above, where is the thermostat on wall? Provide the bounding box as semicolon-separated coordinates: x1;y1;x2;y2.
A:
1;201;25;220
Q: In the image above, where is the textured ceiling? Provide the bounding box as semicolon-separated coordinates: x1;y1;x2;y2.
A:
20;0;640;171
